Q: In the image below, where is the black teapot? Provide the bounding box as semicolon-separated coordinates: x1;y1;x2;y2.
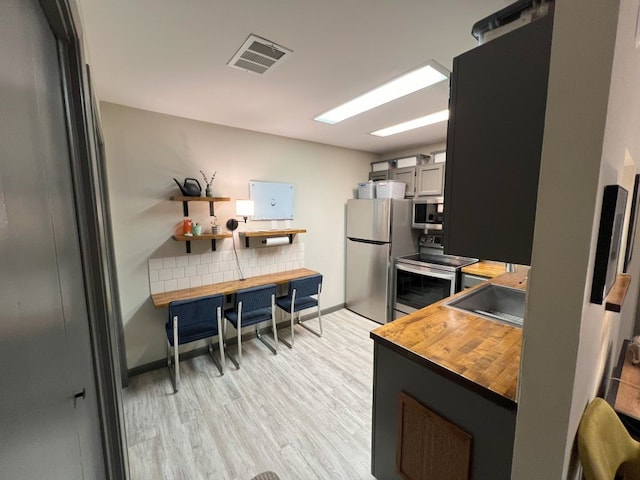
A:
173;178;201;197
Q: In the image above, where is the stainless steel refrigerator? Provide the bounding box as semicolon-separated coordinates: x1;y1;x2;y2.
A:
345;198;416;324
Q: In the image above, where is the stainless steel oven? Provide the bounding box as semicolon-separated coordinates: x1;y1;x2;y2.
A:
393;244;478;319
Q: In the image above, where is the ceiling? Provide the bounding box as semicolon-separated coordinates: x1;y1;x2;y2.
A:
76;0;511;154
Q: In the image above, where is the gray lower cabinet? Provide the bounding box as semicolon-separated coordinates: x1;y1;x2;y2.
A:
416;163;445;196
371;342;516;480
396;392;471;480
390;167;416;197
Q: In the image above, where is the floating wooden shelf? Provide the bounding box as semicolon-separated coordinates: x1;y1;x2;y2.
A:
170;195;231;252
170;196;231;202
605;274;632;313
172;233;232;241
170;195;230;216
238;229;307;248
172;232;232;254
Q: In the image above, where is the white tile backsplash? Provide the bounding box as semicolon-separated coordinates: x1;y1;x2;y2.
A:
196;264;208;276
148;242;305;293
149;258;163;271
150;281;164;294
185;265;197;277
176;256;189;267
164;279;177;292
158;268;172;281
172;266;185;279
162;257;176;269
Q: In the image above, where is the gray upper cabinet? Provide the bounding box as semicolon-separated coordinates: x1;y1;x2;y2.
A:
443;13;553;265
416;163;445;196
369;170;389;181
390;167;416;197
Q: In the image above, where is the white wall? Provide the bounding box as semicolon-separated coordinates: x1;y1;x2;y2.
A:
512;0;640;477
100;102;376;369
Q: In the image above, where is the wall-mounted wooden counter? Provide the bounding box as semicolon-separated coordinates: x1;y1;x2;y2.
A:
151;267;318;309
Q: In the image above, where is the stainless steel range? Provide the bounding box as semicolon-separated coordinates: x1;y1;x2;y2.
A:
393;232;478;320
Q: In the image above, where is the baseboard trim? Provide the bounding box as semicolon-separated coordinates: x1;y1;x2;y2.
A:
127;303;345;379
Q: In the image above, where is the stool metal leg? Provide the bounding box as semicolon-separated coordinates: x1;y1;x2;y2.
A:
237;305;243;366
215;306;225;374
223;314;240;370
298;306;323;337
256;295;278;354
279;290;296;349
170;316;180;392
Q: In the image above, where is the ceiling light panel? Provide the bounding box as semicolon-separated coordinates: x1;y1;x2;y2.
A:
315;62;448;124
371;109;449;137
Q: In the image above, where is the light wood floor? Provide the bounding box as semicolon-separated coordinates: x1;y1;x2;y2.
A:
123;309;378;480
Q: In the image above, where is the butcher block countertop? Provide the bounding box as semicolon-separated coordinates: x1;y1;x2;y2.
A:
461;260;527;279
371;267;530;409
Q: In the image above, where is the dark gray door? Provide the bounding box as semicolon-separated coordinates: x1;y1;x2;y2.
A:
0;0;105;477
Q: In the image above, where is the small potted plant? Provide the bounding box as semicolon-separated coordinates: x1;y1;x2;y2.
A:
200;170;216;197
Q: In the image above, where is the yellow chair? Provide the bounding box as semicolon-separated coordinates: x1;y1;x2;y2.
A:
578;397;640;480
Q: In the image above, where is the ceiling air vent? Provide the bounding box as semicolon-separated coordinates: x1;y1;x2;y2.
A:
227;34;293;75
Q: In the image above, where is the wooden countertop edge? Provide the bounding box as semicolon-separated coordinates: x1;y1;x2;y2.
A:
370;333;518;412
461;260;529;279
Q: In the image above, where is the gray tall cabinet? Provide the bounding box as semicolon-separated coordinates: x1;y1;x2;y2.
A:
443;12;554;265
0;0;128;478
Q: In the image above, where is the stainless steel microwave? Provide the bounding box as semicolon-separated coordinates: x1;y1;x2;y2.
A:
412;197;444;230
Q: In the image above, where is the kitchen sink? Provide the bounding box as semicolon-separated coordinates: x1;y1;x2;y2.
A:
445;283;525;327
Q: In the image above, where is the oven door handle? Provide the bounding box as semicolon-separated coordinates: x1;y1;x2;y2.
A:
395;263;456;281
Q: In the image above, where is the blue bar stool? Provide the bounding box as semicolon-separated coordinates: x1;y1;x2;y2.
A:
224;284;278;368
166;293;225;393
276;274;323;348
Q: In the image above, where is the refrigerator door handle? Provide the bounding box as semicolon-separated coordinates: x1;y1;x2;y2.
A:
347;237;388;246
